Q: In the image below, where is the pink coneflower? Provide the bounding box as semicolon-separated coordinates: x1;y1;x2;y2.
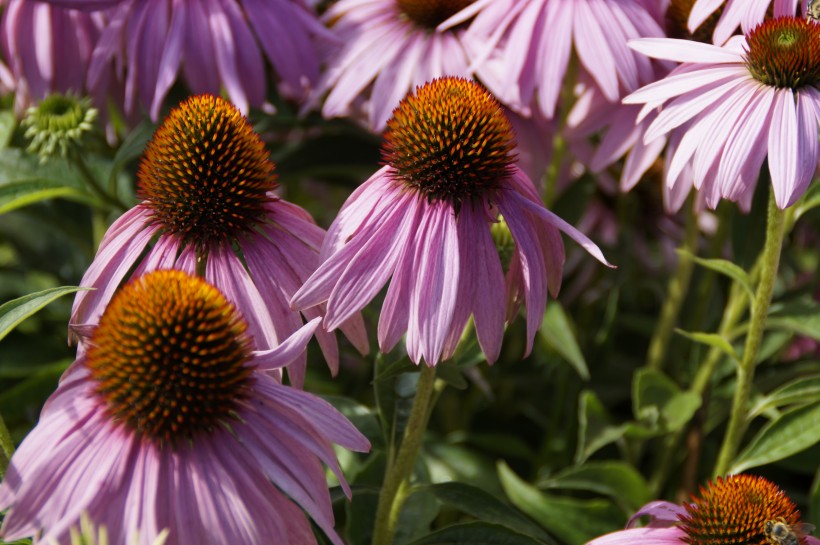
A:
42;0;329;119
624;17;820;210
587;475;819;545
0;270;370;545
71;95;367;386
464;0;665;118
311;0;497;131
687;0;802;45
0;0;112;113
292;78;611;367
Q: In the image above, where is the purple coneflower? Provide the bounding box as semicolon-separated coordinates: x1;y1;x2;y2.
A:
687;0;802;45
624;17;820;210
42;0;329;119
71;94;367;386
464;0;665;118
587;475;819;545
311;0;497;131
0;270;370;545
292;77;611;367
0;0;112;112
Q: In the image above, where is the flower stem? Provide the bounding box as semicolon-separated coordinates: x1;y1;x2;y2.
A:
71;155;130;212
713;192;787;477
0;412;15;478
372;364;437;545
646;199;699;371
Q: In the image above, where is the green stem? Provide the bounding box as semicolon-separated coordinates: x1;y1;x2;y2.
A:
0;413;15;478
372;365;438;545
646;199;699;371
713;192;787;477
71;155;129;212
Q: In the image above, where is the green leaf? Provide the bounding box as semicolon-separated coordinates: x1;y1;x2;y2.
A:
344;488;379;545
498;462;624;545
0;149;94;213
0;286;86;343
674;329;738;363
681;251;754;299
731;401;820;473
436;358;468;390
795;181;820;220
538;303;589;380
0;110;15;149
395;489;441;545
421;482;553;542
536;462;651;513
405;522;547;545
749;375;820;419
632;369;701;432
576;390;626;463
766;300;820;342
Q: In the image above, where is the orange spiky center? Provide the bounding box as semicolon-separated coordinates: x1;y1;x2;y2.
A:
744;17;820;89
86;270;254;446
382;77;515;208
137;94;276;249
397;0;475;28
680;475;805;545
665;0;726;42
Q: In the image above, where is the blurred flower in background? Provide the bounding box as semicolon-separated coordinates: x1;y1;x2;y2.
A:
310;0;498;131
625;17;820;209
292;78;611;367
688;0;803;44
0;0;116;113
41;0;330;119
0;270;370;545
464;0;665;118
70;95;368;386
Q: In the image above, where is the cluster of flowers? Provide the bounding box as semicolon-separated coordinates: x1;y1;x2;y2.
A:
1;0;819;543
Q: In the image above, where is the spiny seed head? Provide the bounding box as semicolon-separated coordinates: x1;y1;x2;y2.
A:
138;95;276;249
86;270;254;446
744;17;820;89
22;93;97;162
665;0;726;42
397;0;475;28
382;77;515;208
680;475;806;545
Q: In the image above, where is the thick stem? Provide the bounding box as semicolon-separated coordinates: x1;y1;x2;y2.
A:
372;365;437;545
713;193;787;477
646;200;699;371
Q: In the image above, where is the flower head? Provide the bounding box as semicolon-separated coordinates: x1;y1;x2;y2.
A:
72;95;367;385
0;270;370;545
587;475;819;545
0;0;115;114
463;0;665;118
21;93;97;161
687;0;802;45
292;77;611;366
42;0;329;118
624;17;820;209
311;0;499;131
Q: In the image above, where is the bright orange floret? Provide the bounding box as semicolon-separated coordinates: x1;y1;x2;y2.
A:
138;94;276;248
382;77;515;208
745;17;820;89
680;475;805;545
86;270;253;446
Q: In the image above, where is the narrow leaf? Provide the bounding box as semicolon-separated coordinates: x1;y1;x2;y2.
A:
0;286;86;343
674;329;738;362
749;375;820;419
681;250;754;299
731;401;820;473
405;522;546;545
539;303;589;380
499;462;624;545
422;482;553;542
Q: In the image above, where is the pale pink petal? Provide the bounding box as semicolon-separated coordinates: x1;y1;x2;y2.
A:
628;38;743;64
